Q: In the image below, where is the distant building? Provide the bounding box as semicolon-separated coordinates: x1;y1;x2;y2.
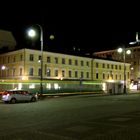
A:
93;46;140;90
0;29;16;51
0;48;130;93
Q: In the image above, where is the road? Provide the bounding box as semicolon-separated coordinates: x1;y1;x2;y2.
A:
0;93;140;139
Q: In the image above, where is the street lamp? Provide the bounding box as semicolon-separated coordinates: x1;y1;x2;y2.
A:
117;47;131;94
1;65;6;70
27;24;43;95
129;32;140;45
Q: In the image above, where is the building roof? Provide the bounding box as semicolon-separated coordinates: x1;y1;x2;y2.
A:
94;45;140;54
0;29;16;50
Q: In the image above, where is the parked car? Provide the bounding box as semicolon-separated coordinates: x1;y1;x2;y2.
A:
0;91;4;95
1;90;38;103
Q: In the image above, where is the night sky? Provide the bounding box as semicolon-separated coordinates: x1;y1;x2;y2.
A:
0;4;138;55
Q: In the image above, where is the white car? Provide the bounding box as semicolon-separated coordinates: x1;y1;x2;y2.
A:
2;90;38;103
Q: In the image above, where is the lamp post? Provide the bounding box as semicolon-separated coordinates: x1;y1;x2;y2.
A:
27;24;43;95
117;47;131;94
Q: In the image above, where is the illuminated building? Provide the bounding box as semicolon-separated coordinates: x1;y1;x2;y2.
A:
0;48;130;93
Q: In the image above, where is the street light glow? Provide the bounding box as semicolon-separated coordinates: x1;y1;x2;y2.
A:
117;48;123;53
118;48;131;55
27;29;36;37
50;34;54;40
1;65;6;70
126;50;131;55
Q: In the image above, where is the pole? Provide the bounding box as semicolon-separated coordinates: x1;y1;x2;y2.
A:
39;25;43;95
136;32;139;42
27;24;44;96
123;47;126;94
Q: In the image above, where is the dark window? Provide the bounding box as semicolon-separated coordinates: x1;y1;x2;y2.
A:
111;64;114;69
81;61;84;66
107;64;109;69
38;55;41;61
75;71;78;78
62;70;65;77
116;74;117;80
86;72;89;78
29;54;34;61
47;57;51;63
13;56;16;62
81;72;84;78
69;70;72;77
75;60;78;66
29;68;33;76
96;73;98;79
13;68;16;76
102;63;105;68
103;73;105;79
96;63;98;68
55;57;58;64
69;59;72;65
19;68;22;76
55;69;58;76
20;55;23;61
8;57;10;63
62;58;65;64
119;65;121;70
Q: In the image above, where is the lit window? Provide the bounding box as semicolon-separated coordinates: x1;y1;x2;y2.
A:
47;69;51;77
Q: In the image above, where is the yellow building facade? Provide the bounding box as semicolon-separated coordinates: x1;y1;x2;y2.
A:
0;48;131;93
93;59;130;81
0;48;92;80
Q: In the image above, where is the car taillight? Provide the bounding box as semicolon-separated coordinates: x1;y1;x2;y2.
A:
3;92;12;95
3;92;8;95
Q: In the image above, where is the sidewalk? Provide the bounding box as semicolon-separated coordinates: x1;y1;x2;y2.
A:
38;91;140;99
38;91;107;99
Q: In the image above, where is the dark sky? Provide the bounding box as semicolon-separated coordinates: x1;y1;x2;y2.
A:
0;4;138;55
